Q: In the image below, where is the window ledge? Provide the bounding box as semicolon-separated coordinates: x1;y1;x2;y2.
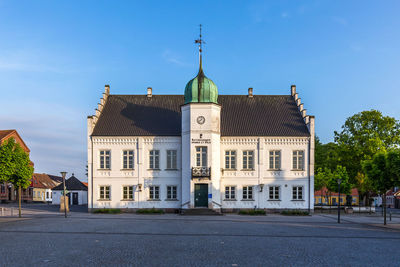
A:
268;169;281;171
291;199;305;201
147;169;161;171
121;199;134;201
291;169;304;171
164;169;179;171
98;199;111;201
121;169;134;171
97;169;111;171
268;199;281;202
223;199;237;201
241;199;255;201
241;169;255;171
147;199;161;201
165;199;179;201
224;169;237;171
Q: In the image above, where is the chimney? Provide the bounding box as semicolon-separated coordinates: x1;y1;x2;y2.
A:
302;109;307;118
299;103;304;111
291;85;296;96
296;98;301;106
104;84;110;96
147;87;152;98
248;87;253;98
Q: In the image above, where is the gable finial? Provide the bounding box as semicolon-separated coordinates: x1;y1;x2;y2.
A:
195;24;205;72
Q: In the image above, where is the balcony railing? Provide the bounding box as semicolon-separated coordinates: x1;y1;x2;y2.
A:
191;167;211;178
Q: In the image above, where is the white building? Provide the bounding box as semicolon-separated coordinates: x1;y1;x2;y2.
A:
52;175;88;206
87;48;315;213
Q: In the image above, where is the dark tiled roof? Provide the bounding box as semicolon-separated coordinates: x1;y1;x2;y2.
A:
48;174;63;183
91;95;310;137
52;176;88;191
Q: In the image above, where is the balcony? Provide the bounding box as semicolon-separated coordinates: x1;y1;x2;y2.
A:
191;167;211;178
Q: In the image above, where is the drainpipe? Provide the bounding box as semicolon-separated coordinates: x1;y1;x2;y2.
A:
308;138;310;213
91;136;94;210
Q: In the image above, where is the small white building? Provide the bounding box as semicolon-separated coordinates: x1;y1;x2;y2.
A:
52;175;88;206
87;44;315;213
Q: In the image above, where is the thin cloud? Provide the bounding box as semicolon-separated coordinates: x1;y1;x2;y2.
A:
162;49;190;67
332;16;348;26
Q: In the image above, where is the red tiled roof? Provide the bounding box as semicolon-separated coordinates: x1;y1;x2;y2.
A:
0;130;15;141
315;187;359;197
31;173;60;189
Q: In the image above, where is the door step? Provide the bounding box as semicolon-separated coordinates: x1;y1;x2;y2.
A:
180;208;222;216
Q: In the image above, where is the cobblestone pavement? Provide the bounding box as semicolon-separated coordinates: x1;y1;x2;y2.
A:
0;204;400;266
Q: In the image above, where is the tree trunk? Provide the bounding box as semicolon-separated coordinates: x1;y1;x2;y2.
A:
18;186;21;218
383;193;387;225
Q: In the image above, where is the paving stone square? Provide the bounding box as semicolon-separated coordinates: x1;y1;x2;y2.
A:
0;204;399;266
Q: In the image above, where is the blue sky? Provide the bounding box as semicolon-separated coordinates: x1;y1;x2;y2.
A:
1;0;399;180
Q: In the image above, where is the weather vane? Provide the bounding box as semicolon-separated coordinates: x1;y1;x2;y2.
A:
195;24;205;55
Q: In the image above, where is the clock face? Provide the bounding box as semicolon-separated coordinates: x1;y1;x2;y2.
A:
197;116;205;125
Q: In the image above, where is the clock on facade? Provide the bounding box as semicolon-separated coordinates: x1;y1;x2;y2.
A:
196;116;205;125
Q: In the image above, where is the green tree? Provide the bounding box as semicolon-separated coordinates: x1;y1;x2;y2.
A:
0;138;34;217
334;110;400;200
315;137;340;172
326;166;351;207
0;138;16;182
362;151;400;225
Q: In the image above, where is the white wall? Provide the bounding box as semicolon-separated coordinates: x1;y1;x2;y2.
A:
88;135;313;210
52;190;88;205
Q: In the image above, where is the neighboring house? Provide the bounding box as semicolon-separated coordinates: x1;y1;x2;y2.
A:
31;173;61;202
87;46;315;212
52;174;88;205
0;129;33;203
315;187;359;206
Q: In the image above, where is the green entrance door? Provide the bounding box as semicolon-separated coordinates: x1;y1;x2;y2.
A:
195;184;208;207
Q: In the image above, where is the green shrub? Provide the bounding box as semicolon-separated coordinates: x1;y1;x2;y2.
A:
93;208;122;214
238;209;266;215
136;208;164;214
281;210;309;216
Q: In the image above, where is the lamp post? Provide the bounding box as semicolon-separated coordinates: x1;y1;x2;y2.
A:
337;178;342;223
60;172;67;218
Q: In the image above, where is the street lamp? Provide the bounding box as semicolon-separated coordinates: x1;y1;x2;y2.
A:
60;171;67;218
337;178;342;223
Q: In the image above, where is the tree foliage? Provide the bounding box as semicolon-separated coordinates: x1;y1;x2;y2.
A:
363;150;400;193
334;110;400;184
0;138;33;188
315;137;340;172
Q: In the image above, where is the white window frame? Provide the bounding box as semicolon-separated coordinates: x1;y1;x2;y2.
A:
122;185;134;200
269;150;281;170
196;146;207;167
292;186;304;200
99;150;111;169
166;185;177;200
149;185;160;200
269;185;280;200
166;150;177;170
149;150;160;169
99;185;111;200
242;186;253;200
123;150;134;169
225;150;236;170
225;186;236;200
242;150;254;170
292;150;304;170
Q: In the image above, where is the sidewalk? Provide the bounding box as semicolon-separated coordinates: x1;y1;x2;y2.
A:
319;213;400;230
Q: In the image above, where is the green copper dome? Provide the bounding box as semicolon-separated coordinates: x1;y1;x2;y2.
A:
184;65;218;104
